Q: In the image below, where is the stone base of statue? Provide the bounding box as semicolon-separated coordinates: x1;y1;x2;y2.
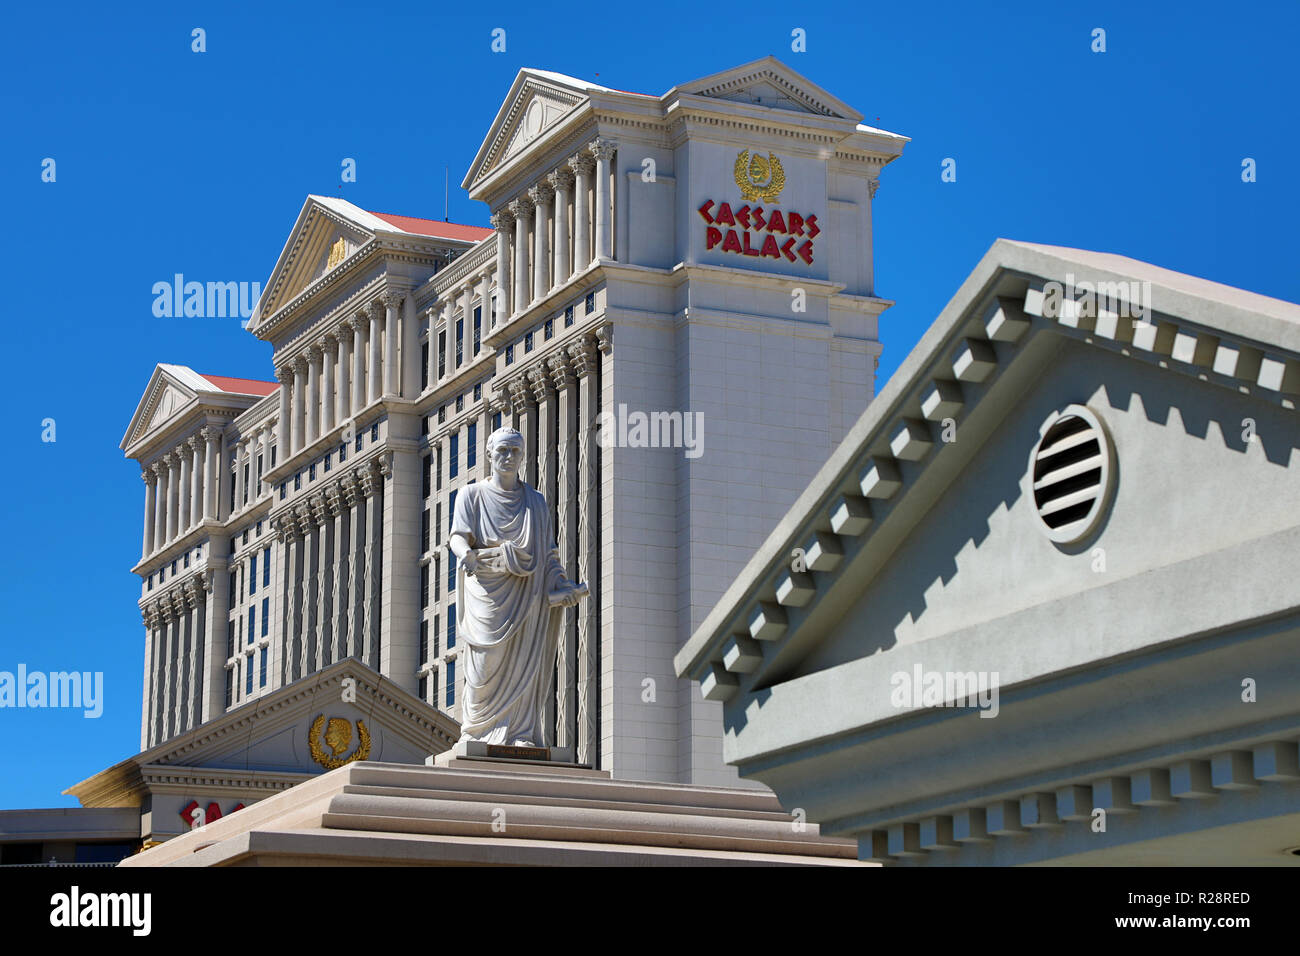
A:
428;739;577;767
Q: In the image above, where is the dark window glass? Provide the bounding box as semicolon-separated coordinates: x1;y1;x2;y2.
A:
446;659;455;706
339;442;347;462
456;394;464;413
585;292;595;314
263;547;270;587
418;675;427;701
506;344;514;364
324;452;331;473
261;597;269;635
371;424;379;442
438;331;446;378
435;444;443;491
565;305;574;327
249;554;257;595
419;620;429;662
225;669;232;708
438;405;446;424
467;423;477;469
456;318;464;366
434;555;440;600
473;383;482;402
309;464;316;481
421;509;430;554
259;648;267;687
421;564;430;607
248;608;255;645
280;483;286;500
448;551;457;592
435;503;442;546
525;331;534;352
473;307;482;354
493;412;502;431
245;657;253;694
271;444;277;467
450;433;459;479
226;620;235;658
434;615;440;656
544;318;554;340
422;455;431;498
294;472;302;491
449;490;457;532
421;341;429;391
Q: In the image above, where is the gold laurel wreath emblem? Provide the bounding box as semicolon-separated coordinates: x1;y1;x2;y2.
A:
734;150;786;203
308;714;371;769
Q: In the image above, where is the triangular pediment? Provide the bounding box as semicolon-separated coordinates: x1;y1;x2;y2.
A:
464;70;601;191
675;56;862;122
251;196;379;326
121;364;205;451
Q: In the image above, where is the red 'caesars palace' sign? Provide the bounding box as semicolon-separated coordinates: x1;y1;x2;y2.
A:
698;200;820;265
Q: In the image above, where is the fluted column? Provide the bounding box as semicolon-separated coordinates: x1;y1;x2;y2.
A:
152;462;167;549
291;358;306;453
178;443;192;532
508;197;533;318
338;474;359;659
233;440;245;511
141;469;157;557
275;366;291;458
460;284;473;369
368;301;383;405
423;309;437;389
529;182;553;303
297;501;317;677
311;493;331;671
165;452;179;542
187;436;202;530
260;424;274;497
549;168;573;288
570;334;602;764
351;315;366;415
570;155;594;272
382;292;401;396
305;345;321;446
441;303;454;381
280;513;303;684
358;463;381;667
590;139;616;262
202;427;218;520
477;272;491;352
549;355;578;747
337;320;353;425
490;211;512;325
316;337;334;437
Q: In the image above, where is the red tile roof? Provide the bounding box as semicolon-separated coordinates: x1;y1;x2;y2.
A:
201;374;280;396
367;210;494;242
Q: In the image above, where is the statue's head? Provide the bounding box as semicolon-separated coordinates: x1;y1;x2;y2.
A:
486;427;525;479
324;718;352;755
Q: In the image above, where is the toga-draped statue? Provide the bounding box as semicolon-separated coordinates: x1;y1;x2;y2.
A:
448;427;586;748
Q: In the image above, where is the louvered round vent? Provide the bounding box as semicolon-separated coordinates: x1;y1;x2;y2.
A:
1029;405;1116;544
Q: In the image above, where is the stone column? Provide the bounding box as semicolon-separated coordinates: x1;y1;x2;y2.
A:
508;378;534;487
401;292;420;399
424;309;438;387
276;366;291;457
165;452;179;542
311;493;331;671
291;358;306;452
141;605;158;749
184;578;203;731
477;272;491;353
368;301;383;405
338;473;359;659
306;345;321;446
358;463;381;668
282;513;304;684
202;427;219;520
590;139;616;262
202;550;229;724
490;210;512;325
441;303;454;381
322;336;337;436
234;439;245;511
297;501;317;677
549;168;573;288
460;284;473;369
549;354;578;748
188;436;203;529
178;444;192;532
508;197;533;318
337;319;353;425
383;292;401;397
152;462;167;550
529;182;553;303
141;469;157;557
328;487;345;663
351;315;366;415
570;154;594;272
571;334;602;764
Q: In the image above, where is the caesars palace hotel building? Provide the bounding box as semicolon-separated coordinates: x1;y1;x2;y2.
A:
116;57;905;790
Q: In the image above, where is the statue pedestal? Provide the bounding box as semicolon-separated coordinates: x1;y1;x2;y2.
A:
427;739;577;768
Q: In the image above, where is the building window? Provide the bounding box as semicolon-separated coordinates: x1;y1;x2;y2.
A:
420;415;429;437
339;442;347;463
259;648;268;688
433;554;440;600
448;551;457;593
438;405;446;424
435;503;442;547
446;660;455;706
229;478;236;512
421;509;430;554
172;559;178;574
449;433;459;478
456;393;464;413
248;608;256;645
449;489;457;532
261;597;269;636
438;331;446;379
525;331;534;353
225;669;233;708
490;295;497;329
256;520;263;536
585;292;595;314
309;463;316;482
506;344;514;365
422;454;431;498
249;554;257;594
257;453;264;487
433;614;440;656
294;472;302;491
263;546;270;587
565;305;574;327
228;571;236;605
245;658;254;694
147;573;154;591
421;564;430;607
324;452;331;473
467;423;477;469
183;552;190;568
226;620;235;659
544;318;554;340
432;670;440;707
435;444;443;491
456;318;464;366
280;482;286;500
371;423;379;442
270;444;277;467
421;341;429;391
493;411;502;431
243;463;250;504
473;306;481;355
418;675;427;702
419;619;429;663
473;383;482;402
355;431;362;452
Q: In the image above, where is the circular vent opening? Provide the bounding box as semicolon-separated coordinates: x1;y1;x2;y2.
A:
1029;405;1115;545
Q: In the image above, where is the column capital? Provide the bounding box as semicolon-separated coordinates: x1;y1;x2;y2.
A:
292;354;309;373
184;434;201;452
568;154;595;177
324;485;344;516
567;336;600;377
526;364;556;400
354;308;371;327
339;471;360;506
271;512;300;542
381;290;404;311
595;323;613;355
378;451;394;479
867;178;881;199
356;463;379;498
368;299;386;320
547;352;577;390
336;316;353;335
309;492;330;525
527;182;554;207
142;467;157;485
490;209;514;229
306;343;323;362
200;425;221;443
506;196;534;220
505;376;532;408
588;138;617;162
274;364;293;384
322;335;339;355
548;167;575;191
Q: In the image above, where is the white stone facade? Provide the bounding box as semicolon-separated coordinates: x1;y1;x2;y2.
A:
122;56;906;785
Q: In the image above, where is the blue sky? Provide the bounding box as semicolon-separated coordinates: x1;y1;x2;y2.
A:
2;0;1296;808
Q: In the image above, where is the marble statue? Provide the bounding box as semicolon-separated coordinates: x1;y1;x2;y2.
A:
448;426;587;748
